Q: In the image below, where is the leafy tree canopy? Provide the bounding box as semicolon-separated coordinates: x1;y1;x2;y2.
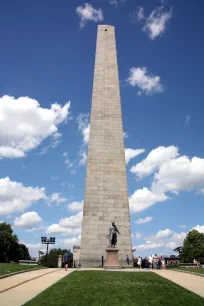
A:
181;230;204;264
0;222;30;262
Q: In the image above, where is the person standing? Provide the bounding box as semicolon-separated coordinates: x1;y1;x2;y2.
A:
63;252;69;271
126;255;130;266
138;256;142;268
162;258;166;270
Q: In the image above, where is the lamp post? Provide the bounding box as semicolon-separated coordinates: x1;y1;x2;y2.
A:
41;237;55;266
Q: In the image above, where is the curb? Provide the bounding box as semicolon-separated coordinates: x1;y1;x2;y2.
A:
171;269;204;277
0;267;47;279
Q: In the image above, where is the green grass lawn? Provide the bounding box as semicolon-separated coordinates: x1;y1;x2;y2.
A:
25;271;204;306
0;263;41;276
173;267;204;275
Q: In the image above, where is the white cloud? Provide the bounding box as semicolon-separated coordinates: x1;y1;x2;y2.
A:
79;151;87;166
64;234;81;247
0;95;70;159
136;241;164;251
130;146;179;179
125;148;145;164
180;225;186;229
129;187;169;214
192;225;204;234
67;201;84;212
135;6;145;21
123;132;129;139
0;177;46;215
76;113;90;144
76;3;104;28
135;216;153;224
109;0;126;7
46;224;81;236
83;125;90;144
14;211;42;229
48;193;67;206
59;211;83;228
130;145;204;213
152;155;204;195
135;232;143;239
63;152;73;168
127;67;164;95
26;243;42;250
185;114;191;124
134;229;187;253
143;6;172;40
156;228;173;239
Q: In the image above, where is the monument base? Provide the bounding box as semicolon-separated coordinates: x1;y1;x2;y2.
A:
104;248;121;269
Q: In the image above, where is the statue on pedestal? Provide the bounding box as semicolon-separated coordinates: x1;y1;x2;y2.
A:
108;222;120;248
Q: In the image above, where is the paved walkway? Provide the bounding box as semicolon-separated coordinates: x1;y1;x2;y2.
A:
0;268;73;306
154;270;204;298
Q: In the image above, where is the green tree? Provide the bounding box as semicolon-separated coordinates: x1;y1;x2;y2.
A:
0;222;30;262
182;229;204;264
41;248;73;268
173;246;183;261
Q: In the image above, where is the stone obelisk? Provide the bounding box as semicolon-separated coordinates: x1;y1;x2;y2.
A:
80;25;132;267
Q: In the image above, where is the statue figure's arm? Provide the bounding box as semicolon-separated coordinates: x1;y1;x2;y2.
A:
115;225;120;235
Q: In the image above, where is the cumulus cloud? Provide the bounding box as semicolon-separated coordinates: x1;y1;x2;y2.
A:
46;212;82;237
143;6;172;40
64;234;81;246
135;216;153;224
130;146;178;179
180;225;186;229
127;67;164;95
134;228;187;253
136;241;164;251
67;201;84;212
132;6;172;40
0;177;46;215
152;155;204;195
125;148;145;164
192;225;204;234
76;3;104;28
156;228;173;239
59;211;83;228
48;193;67;206
0;95;70;159
130;145;204;213
14;211;42;229
129;187;169;214
46;224;81;236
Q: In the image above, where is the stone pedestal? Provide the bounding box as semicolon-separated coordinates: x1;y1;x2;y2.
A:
104;248;121;269
58;255;62;268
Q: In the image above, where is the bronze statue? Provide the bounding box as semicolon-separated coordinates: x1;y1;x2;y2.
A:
108;222;120;248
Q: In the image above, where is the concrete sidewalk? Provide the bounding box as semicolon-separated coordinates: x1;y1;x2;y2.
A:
0;268;73;306
154;270;204;298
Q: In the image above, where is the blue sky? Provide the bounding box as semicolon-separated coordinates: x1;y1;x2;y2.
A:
0;0;204;257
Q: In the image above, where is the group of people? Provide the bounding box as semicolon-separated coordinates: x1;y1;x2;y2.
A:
136;255;166;269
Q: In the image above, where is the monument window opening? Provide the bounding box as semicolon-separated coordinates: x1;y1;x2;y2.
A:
105;29;107;31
